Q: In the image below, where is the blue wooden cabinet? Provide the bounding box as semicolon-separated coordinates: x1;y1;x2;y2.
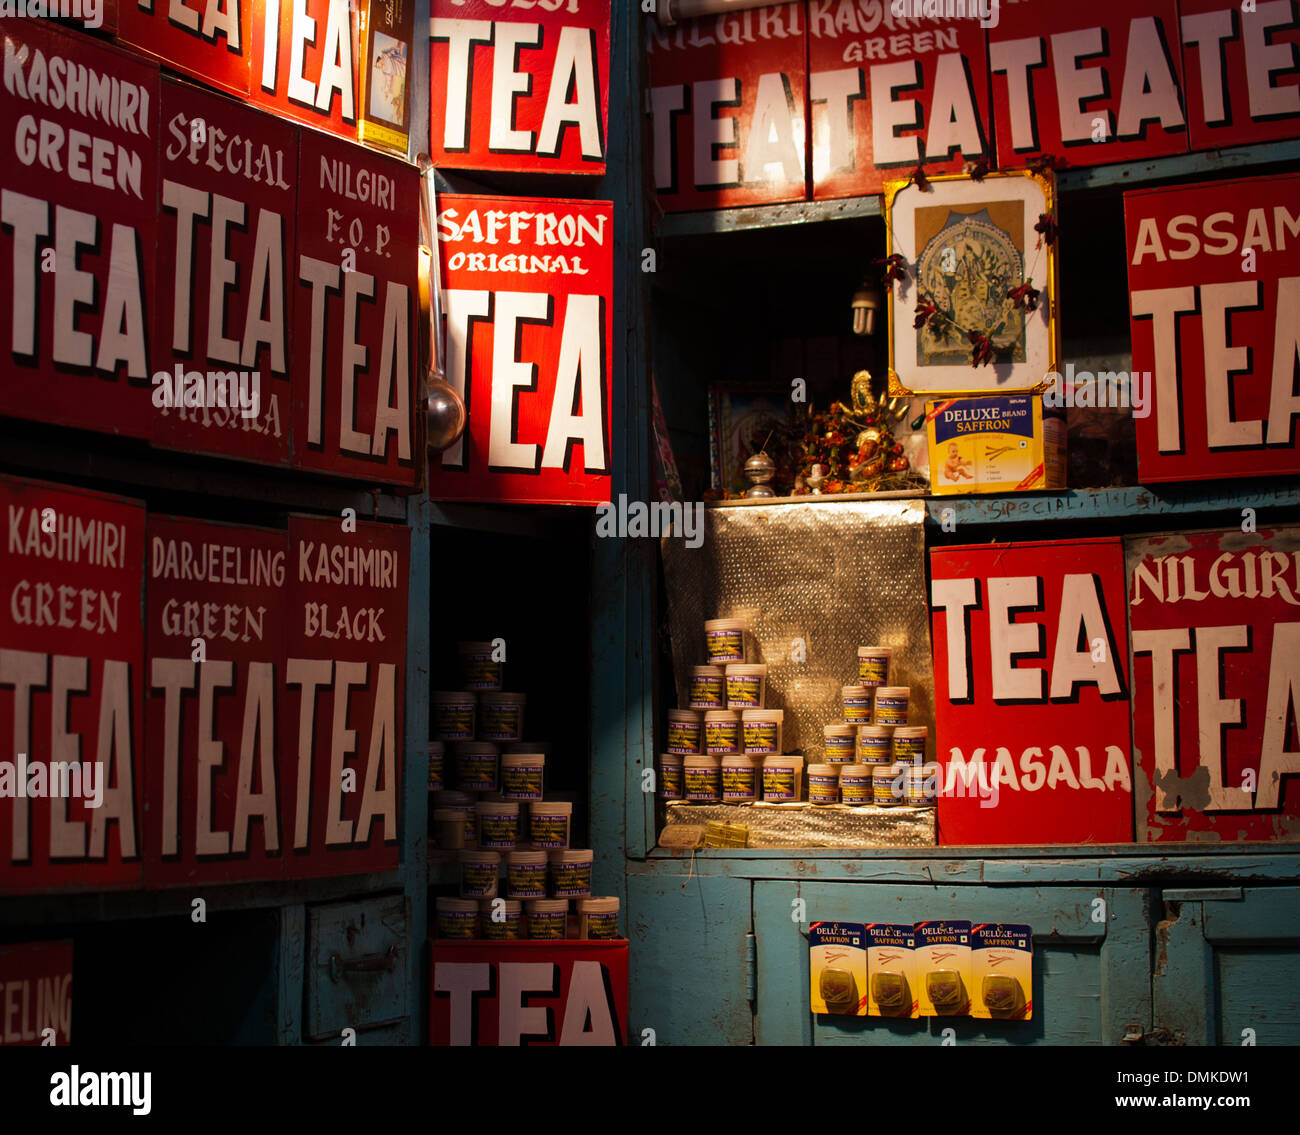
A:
616;854;1300;1045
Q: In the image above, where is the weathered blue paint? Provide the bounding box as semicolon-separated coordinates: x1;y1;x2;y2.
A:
925;484;1300;527
1155;899;1215;1046
654;142;1300;239
1200;887;1300;940
1178;887;1300;1046
277;905;306;1046
626;873;753;1046
658;195;881;238
1055;139;1300;193
632;850;1300;885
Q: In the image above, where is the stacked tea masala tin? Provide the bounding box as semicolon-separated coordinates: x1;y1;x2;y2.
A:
806;645;936;809
432;641;619;941
659;616;804;804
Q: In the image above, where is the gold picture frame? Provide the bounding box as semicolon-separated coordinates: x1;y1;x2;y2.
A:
883;169;1060;399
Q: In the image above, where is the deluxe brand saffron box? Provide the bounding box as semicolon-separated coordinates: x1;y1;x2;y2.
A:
926;396;1065;495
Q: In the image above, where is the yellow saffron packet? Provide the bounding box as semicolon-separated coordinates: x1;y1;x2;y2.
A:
914;920;973;1016
809;922;868;1016
926;396;1065;495
866;923;919;1018
971;923;1033;1020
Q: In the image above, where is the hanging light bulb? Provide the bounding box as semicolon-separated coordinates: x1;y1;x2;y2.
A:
851;279;884;336
418;154;467;452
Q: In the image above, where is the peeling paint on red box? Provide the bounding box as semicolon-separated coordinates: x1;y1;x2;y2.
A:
1128;527;1300;842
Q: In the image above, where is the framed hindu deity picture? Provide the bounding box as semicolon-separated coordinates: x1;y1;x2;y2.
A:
884;170;1059;397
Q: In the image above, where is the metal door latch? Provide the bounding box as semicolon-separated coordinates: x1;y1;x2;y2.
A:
328;945;398;982
1122;1024;1181;1045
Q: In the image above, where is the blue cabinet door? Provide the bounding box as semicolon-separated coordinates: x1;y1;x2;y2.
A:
627;873;754;1046
1155;886;1300;1046
753;882;1152;1046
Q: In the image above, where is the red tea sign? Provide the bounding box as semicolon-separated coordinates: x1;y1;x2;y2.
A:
293;131;419;487
430;939;628;1045
0;478;145;894
0;941;73;1046
118;0;253;98
0;19;159;440
429;0;609;174
1128;528;1300;842
145;517;288;886
646;4;807;212
1180;0;1300;152
428;195;613;505
153;80;296;467
808;7;992;200
280;515;407;878
988;0;1189;169
1125;173;1300;483
252;0;359;140
930;538;1134;845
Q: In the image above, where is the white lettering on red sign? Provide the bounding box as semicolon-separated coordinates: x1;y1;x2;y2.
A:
1;649;137;862
2;189;149;379
434;960;619;1046
437;205;608;476
1131;551;1300;812
260;0;356;121
931;573;1125;705
430;16;603;161
1129;204;1300;455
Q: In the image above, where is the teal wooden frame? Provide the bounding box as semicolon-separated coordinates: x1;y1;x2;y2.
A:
654;140;1300;238
590;0;657;882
